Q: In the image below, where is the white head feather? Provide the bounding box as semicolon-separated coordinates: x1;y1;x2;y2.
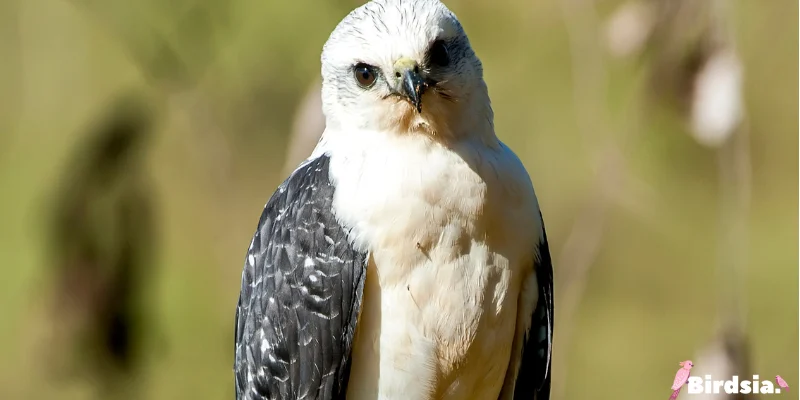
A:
315;0;494;144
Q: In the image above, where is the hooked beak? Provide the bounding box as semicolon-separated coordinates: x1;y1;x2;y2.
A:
393;58;428;113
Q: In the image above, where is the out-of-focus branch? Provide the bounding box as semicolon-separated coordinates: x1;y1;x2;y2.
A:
704;1;750;332
694;2;753;396
715;120;751;332
708;0;749;324
552;149;621;400
691;118;754;400
281;79;325;177
553;1;619;399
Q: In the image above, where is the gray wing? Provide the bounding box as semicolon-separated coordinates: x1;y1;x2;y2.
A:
512;213;554;400
234;154;369;400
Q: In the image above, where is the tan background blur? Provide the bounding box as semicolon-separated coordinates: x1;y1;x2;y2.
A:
0;0;796;399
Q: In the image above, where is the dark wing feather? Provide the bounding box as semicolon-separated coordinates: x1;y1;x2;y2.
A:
512;212;554;400
234;154;369;400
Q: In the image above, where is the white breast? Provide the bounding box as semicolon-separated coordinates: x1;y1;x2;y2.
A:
325;129;541;400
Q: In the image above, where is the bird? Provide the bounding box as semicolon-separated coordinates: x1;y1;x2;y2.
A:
775;375;789;391
233;1;554;399
671;360;694;391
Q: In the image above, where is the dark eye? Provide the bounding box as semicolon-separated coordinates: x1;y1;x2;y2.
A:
428;40;450;67
353;63;377;88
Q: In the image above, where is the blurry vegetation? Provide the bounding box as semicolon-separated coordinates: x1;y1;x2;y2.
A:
42;93;157;400
0;0;796;399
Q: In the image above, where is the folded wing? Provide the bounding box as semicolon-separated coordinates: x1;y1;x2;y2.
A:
234;154;369;400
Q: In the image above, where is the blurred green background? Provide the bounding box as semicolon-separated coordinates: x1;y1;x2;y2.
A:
0;0;796;399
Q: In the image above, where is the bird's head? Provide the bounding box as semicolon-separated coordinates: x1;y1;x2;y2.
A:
320;0;492;141
679;360;694;369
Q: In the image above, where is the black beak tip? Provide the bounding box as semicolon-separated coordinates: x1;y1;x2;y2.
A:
400;70;427;114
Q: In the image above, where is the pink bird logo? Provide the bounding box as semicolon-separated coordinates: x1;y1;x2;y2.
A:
668;360;694;399
776;375;789;391
672;360;694;390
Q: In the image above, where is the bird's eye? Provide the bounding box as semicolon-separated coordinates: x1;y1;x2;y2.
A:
353;63;377;88
428;40;450;67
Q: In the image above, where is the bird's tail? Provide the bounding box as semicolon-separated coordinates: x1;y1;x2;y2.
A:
668;387;682;400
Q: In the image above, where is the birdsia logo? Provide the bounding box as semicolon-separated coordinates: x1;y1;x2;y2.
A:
668;360;789;399
685;375;787;395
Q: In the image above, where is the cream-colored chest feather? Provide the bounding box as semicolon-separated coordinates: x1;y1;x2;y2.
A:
325;131;540;400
